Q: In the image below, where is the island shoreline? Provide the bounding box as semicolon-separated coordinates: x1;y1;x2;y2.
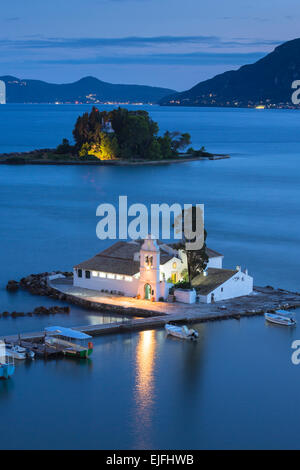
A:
0;151;230;165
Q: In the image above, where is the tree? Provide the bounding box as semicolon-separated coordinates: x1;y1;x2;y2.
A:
79;142;91;157
165;131;191;153
88;132;119;160
100;133;119;160
72;107;194;161
185;236;208;282
147;138;163;160
56;138;73;154
157;133;174;159
73;107;104;149
173;206;208;286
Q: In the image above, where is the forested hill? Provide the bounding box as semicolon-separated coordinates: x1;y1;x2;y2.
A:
160;38;300;108
0;75;176;104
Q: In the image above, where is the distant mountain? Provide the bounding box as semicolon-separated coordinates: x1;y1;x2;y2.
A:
160;38;300;108
0;75;176;104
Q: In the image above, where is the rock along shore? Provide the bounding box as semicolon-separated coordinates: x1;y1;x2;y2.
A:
0;149;230;165
6;272;300;322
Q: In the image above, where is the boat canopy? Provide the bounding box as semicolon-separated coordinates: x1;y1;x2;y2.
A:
45;326;92;340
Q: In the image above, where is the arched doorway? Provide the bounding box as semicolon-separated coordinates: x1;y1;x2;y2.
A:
144;283;151;300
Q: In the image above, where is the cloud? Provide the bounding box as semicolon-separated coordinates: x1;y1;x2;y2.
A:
4;17;20;22
36;51;266;66
0;35;281;50
220;16;270;22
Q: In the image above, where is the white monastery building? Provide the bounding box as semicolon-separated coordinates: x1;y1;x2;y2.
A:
73;237;253;304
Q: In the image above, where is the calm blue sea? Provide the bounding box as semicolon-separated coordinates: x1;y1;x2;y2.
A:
0;104;300;449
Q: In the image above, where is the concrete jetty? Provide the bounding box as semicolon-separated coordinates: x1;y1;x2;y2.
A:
48;278;300;320
2;272;300;348
2;284;300;346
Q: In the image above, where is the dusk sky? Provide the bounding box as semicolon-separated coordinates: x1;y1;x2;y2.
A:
1;0;299;90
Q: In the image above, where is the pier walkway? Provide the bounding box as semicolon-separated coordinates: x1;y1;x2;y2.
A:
50;278;300;318
2;284;300;344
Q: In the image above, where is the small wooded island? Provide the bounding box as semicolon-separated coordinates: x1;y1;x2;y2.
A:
0;107;229;164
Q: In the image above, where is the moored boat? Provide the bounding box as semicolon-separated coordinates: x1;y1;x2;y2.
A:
5;344;35;360
5;349;26;360
13;344;35;359
0;341;15;379
45;326;93;358
265;311;296;326
165;323;199;340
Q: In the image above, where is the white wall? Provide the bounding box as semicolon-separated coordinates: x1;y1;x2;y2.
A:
73;269;139;297
160;256;185;282
199;271;253;304
207;256;223;269
174;288;196;304
74;269;173;301
178;249;223;271
159;281;173;300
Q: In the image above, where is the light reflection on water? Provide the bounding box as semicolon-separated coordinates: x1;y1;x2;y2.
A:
133;330;157;448
132;326;207;449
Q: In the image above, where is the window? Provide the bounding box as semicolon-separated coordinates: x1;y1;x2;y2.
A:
116;275;123;280
145;255;153;267
107;273;115;279
221;287;223;292
78;269;82;278
99;272;106;278
85;270;91;279
125;276;132;282
172;262;177;269
92;271;98;277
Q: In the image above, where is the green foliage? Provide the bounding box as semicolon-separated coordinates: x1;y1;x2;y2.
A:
174;280;191;290
157;133;174;159
164;131;191;153
188;146;212;157
173;206;208;284
100;133;119;160
73;107;103;148
56;138;74;155
72;106;199;161
88;133;119;160
186;243;209;281
79;142;91;157
180;268;189;282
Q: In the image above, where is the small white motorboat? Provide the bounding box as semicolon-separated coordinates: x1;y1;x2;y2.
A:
165;323;199;340
5;344;35;359
5;347;26;360
265;311;296;326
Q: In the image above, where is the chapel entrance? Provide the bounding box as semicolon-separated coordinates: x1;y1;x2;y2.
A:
144;283;151;300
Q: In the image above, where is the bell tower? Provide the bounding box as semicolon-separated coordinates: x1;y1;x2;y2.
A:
138;236;160;301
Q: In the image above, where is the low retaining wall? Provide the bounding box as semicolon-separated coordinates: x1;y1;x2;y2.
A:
7;272;164;318
174;289;196;304
6;272;300;328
